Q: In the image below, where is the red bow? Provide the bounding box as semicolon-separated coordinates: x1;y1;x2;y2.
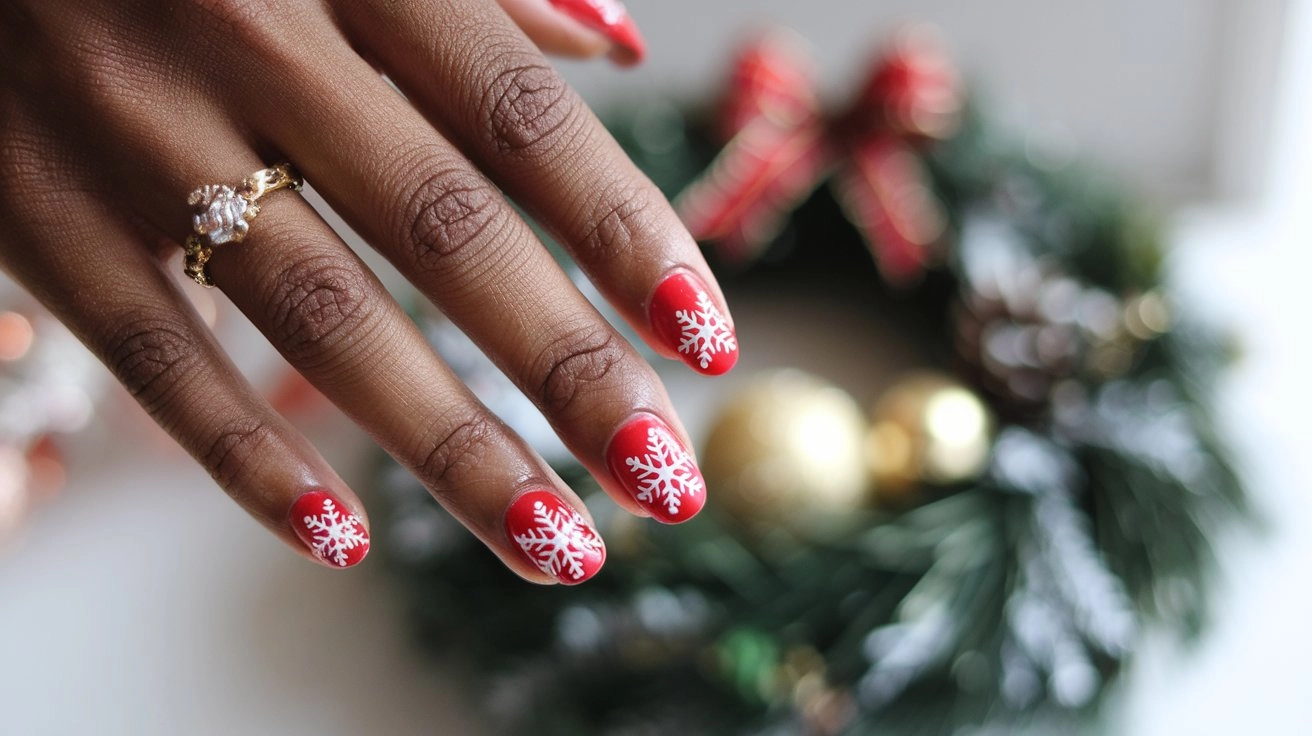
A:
676;27;962;286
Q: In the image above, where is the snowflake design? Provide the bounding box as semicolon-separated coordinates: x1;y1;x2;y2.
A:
675;292;737;370
513;500;603;581
625;426;703;516
302;498;369;567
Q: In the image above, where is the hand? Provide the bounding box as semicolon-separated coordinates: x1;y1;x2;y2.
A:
0;0;738;583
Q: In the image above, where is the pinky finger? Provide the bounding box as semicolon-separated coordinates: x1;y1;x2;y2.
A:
496;0;647;65
0;173;370;570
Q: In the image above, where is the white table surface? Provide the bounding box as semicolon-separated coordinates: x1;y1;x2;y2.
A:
2;203;1310;736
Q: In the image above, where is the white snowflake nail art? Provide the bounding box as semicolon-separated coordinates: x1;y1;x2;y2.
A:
301;497;370;568
512;498;604;582
675;291;738;370
625;426;704;517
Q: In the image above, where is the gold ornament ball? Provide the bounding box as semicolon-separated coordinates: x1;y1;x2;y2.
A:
867;372;993;496
701;370;870;532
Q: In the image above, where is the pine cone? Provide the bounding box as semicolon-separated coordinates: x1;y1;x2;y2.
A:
953;256;1128;419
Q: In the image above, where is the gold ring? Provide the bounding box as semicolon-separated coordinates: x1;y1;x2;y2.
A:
182;163;302;287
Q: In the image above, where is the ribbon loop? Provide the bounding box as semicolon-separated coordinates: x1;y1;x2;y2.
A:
676;26;962;285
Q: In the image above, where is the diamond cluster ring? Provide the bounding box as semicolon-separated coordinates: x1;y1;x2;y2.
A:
181;163;302;287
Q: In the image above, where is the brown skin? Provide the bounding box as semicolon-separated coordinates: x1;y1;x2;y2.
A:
0;0;734;581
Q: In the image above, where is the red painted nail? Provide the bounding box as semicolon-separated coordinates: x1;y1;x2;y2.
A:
549;0;646;65
288;490;370;569
506;490;606;584
607;414;706;524
650;271;739;376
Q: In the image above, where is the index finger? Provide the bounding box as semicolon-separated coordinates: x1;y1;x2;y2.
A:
336;0;740;376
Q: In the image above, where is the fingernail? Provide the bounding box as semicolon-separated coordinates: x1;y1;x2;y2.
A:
288;490;371;569
548;0;646;65
507;490;606;584
650;271;740;376
607;414;706;524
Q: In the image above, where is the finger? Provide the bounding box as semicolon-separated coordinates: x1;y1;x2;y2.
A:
0;114;370;570
343;0;739;376
496;0;613;61
234;15;707;524
499;0;645;65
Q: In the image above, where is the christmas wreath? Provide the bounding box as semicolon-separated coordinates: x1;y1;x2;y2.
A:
371;27;1247;735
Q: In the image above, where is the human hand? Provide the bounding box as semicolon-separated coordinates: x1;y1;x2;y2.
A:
0;0;738;583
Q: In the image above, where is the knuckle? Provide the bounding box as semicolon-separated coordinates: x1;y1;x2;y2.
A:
64;33;143;107
105;318;203;413
0;131;44;205
0;121;69;208
579;186;662;262
182;0;304;72
202;417;279;496
185;0;272;44
536;324;628;416
401;162;503;274
264;253;379;370
417;413;501;495
480;61;580;157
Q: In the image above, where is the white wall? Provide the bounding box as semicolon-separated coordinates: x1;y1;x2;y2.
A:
560;0;1291;206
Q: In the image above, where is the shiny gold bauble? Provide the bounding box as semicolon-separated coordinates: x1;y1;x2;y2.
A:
867;372;992;497
702;370;870;533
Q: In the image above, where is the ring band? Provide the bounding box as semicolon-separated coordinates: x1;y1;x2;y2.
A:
182;163;303;287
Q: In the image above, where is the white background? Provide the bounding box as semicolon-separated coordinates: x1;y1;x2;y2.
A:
2;1;1311;734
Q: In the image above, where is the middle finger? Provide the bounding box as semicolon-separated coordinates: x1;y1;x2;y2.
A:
342;0;739;376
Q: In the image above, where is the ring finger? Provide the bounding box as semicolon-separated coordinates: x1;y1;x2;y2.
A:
0;107;373;571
